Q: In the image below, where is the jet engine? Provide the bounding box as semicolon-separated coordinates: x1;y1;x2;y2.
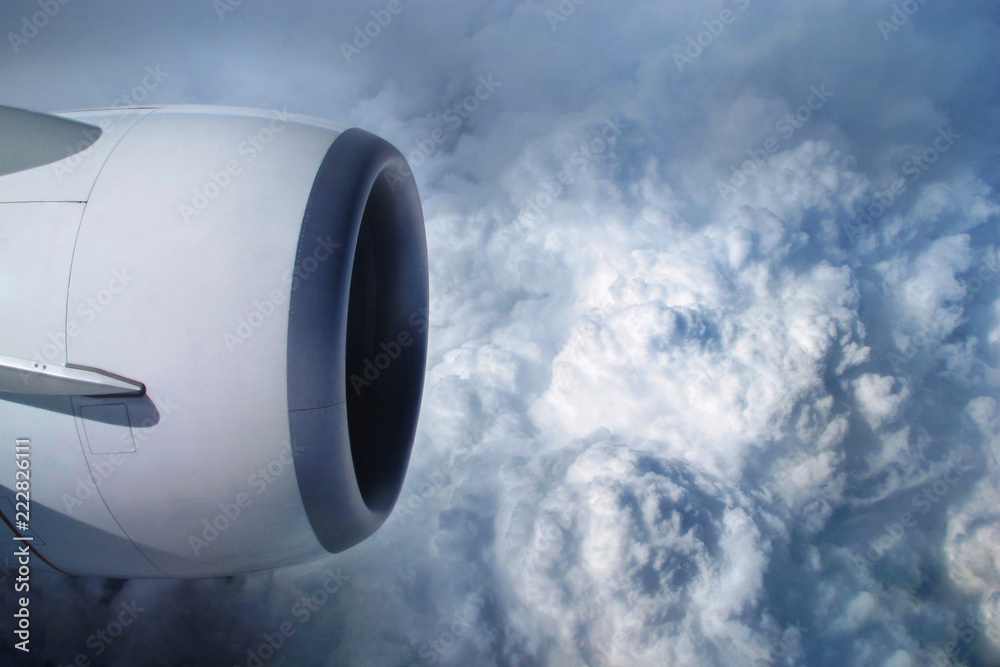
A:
0;104;428;577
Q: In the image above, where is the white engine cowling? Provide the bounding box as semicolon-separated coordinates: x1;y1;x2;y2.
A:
0;104;428;577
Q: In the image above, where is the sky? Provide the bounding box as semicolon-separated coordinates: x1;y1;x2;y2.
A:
1;1;999;665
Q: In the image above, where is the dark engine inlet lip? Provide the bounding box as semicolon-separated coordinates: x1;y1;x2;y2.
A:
286;128;428;553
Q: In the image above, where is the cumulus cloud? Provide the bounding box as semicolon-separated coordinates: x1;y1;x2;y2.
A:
1;0;999;665
496;436;780;666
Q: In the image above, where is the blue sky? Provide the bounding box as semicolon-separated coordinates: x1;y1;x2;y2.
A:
1;1;999;665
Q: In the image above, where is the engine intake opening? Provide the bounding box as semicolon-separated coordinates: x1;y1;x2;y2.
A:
287;127;427;552
345;171;425;513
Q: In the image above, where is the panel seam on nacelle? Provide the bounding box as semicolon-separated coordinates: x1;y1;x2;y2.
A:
70;397;174;577
289;401;347;412
63;111;156;364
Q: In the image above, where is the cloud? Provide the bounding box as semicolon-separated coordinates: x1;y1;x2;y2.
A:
1;0;999;665
496;436;781;666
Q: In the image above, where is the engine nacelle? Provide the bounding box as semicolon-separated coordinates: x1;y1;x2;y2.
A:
0;104;428;577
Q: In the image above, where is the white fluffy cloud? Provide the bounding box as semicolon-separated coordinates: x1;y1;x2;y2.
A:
1;0;999;665
496;437;780;666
